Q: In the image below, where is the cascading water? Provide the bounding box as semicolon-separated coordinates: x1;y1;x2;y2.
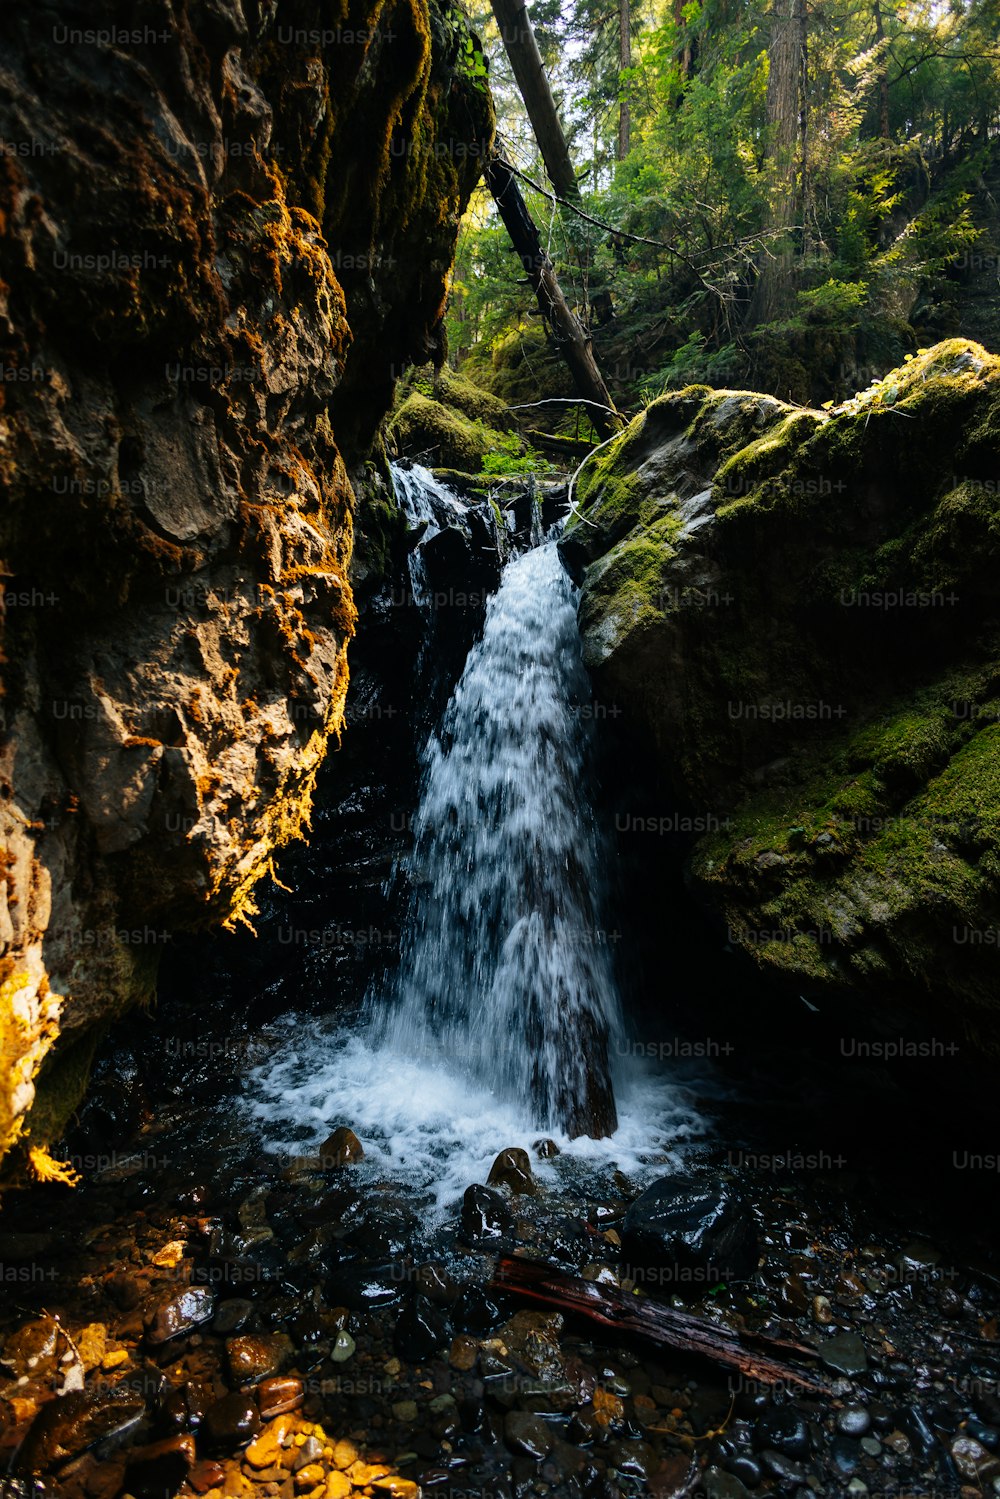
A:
247;466;703;1206
369;535;623;1139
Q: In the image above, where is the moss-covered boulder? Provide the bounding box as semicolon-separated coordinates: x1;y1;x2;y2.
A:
388;367;532;472
562;340;1000;1054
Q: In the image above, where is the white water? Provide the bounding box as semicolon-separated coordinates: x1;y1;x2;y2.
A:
246;468;706;1208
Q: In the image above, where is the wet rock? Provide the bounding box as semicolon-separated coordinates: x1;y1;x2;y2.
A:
504;1411;552;1459
895;1405;936;1462
532;1139;560;1159
812;1295;833;1325
460;1184;512;1241
819;1330;868;1376
702;1468;752;1499
395;1296;448;1362
204;1393;261;1448
621;1178;759;1295
488;1148;537;1195
318;1127;365;1167
123;1434;196;1498
145;1287;216;1345
752;1408;810;1458
951;1434;990;1480
245;1415;296;1470
414;1263;459;1305
727;1453;762;1487
212;1298;255;1334
830;1435;860;1475
189;1459;226;1493
16;1392;145;1472
836;1406;871;1437
759;1449;808;1483
258;1376;304;1418
227;1333;294;1384
450;1335;478;1372
331;1330;356;1363
392;1400;419;1423
453;1286;504;1334
610;1439;658;1479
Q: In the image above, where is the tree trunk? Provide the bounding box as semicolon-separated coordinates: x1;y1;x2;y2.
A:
749;0;805;324
489;0;581;201
873;0;890;138
484;156;619;438
618;0;632;160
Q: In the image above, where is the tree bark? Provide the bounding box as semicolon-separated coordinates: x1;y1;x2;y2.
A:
749;0;805;324
484;156;619;438
489;0;581;201
491;1257;832;1391
873;0;890;138
618;0;632;160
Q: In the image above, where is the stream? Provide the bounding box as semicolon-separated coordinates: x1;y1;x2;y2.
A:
1;467;999;1499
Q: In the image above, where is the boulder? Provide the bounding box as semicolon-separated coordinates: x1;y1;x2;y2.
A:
621;1177;759;1296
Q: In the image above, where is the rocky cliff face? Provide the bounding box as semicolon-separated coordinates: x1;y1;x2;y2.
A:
0;0;492;1177
563;340;1000;1055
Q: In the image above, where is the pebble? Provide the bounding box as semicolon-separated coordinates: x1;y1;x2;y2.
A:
488;1147;537;1195
244;1416;295;1470
836;1406;871;1437
258;1376;304;1419
392;1400;419;1423
449;1335;478;1371
330;1330;356;1364
227;1333;294;1384
702;1467;752;1499
532;1139;560;1158
325;1474;351;1499
213;1299;255;1335
123;1434;196;1498
317;1127;364;1167
952;1434;990;1480
460;1184;512;1240
860;1436;881;1457
820;1330;868;1376
812;1295;834;1325
145;1287;215;1345
204;1393;261;1448
753;1408;810;1457
504;1411;552;1459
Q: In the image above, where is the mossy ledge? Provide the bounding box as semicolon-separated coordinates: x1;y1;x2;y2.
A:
561;340;1000;1052
0;0;492;1181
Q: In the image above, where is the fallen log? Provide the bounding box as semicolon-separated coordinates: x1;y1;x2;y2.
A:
490;1256;831;1394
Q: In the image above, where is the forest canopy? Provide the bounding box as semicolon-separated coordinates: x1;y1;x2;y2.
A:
445;0;1000;417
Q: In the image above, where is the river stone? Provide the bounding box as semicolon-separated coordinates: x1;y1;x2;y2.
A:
204;1392;261;1448
144;1286;215;1344
226;1332;294;1384
505;1411;552;1459
837;1406;871;1437
318;1127;364;1167
702;1467;752;1499
123;1434;196;1498
820;1330;868;1376
620;1178;758;1295
752;1408;810;1457
395;1296;448;1362
460;1183;512;1241
488;1147;537;1195
16;1392;145;1472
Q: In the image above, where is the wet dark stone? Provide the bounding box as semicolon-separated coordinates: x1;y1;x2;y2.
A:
160;1382;207;1434
752;1409;810;1458
727;1453;762;1487
505;1411;552;1459
415;1263;460;1305
896;1405;937;1462
144;1286;216;1345
488;1148;536;1196
829;1436;860;1475
395;1294;449;1361
620;1177;758;1296
16;1393;145;1472
836;1406;871;1437
454;1285;505;1334
460;1184;512;1241
758;1449;807;1483
819;1330;867;1376
701;1469;752;1499
326;1260;404;1309
211;1297;254;1334
124;1435;196;1499
968;1418;1000;1449
203;1393;261;1448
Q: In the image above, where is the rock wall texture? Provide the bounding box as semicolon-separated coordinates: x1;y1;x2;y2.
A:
0;0;492;1177
562;340;1000;1056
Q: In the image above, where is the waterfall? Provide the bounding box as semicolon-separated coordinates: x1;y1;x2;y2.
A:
370;473;625;1139
247;467;703;1204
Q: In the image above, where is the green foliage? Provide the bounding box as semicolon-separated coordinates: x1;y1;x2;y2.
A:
445;0;1000;412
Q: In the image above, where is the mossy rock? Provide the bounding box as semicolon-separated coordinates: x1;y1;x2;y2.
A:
565;339;1000;1049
